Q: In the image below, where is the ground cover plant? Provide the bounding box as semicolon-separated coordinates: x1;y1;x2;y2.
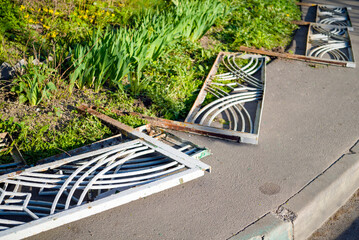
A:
0;0;301;164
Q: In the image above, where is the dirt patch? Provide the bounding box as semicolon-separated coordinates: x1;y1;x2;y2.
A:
271;46;285;53
199;35;220;50
0;83;125;132
134;94;153;109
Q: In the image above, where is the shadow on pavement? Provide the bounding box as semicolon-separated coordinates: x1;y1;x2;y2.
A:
336;217;359;240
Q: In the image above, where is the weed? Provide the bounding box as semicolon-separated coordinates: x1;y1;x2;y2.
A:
0;0;25;37
69;0;225;96
174;0;226;42
11;58;57;106
217;0;301;50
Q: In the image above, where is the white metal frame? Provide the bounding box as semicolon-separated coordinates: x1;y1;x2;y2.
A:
0;137;210;239
185;53;267;144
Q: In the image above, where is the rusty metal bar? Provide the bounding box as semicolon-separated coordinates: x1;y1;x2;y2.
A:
292;20;311;25
113;111;247;142
77;105;211;172
296;2;317;7
239;45;354;67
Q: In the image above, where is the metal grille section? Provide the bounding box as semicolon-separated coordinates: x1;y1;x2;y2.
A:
238;4;355;68
316;5;352;29
306;24;355;67
186;53;266;144
0;139;209;239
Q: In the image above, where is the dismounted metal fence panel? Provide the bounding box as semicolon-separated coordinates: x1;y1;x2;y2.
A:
315;5;353;30
0;131;210;239
306;23;355;68
185;53;267;144
238;4;355;68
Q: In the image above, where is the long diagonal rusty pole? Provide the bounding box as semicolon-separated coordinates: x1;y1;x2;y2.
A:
77;105;211;172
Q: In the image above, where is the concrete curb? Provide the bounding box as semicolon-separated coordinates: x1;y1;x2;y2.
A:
230;140;359;240
229;213;292;240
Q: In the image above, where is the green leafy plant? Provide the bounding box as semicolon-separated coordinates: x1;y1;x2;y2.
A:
70;0;225;96
11;60;57;106
0;0;26;64
70;11;178;95
174;0;226;42
217;0;301;50
69;28;130;93
1;0;304;166
0;0;24;36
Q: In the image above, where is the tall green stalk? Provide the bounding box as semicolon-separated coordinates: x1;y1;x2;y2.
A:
69;0;225;95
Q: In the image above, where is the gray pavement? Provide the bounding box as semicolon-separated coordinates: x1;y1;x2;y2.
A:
27;0;359;239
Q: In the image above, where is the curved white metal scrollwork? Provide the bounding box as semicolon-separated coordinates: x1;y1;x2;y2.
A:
0;138;208;234
189;54;265;134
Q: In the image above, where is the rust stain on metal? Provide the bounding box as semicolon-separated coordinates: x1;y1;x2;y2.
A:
292;20;311;25
295;2;317;7
77;105;136;138
113;110;240;141
239;46;347;67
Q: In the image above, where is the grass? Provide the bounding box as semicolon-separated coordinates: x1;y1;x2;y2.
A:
0;114;112;164
216;0;301;50
0;0;301;164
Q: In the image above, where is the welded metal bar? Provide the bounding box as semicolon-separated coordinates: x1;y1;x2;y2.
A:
185;53;224;123
207;98;260;128
62;147;152;211
113;112;258;142
0;126;211;238
212;86;247;132
205;86;239;131
239;46;350;67
51;143;147;213
74;149;156;207
77;106;211;172
0;168;204;240
193;92;262;125
305;23;354;67
222;56;263;88
316;4;353;29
